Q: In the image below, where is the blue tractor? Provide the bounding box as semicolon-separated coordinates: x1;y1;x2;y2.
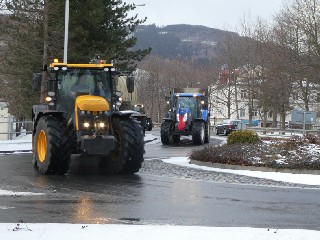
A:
161;88;210;145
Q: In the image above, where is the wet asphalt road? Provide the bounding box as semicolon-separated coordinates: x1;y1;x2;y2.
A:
0;129;319;230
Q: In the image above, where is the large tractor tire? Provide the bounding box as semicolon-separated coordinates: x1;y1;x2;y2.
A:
33;116;71;175
192;121;205;145
161;121;173;145
106;118;144;174
204;121;210;143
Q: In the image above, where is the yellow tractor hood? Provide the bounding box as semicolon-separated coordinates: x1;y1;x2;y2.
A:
76;95;109;111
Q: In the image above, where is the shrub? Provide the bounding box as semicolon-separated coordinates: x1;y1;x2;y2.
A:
227;130;260;145
305;134;320;144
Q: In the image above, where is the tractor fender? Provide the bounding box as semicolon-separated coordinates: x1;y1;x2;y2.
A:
194;118;207;123
162;118;173;122
32;105;64;134
201;109;209;121
111;110;136;119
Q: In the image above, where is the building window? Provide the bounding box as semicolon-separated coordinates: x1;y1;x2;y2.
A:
317;93;320;102
240;108;245;117
252;111;258;117
240;90;247;99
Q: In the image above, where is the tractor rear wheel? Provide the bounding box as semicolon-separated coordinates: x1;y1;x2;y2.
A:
161;121;173;145
33;116;71;175
107;118;144;174
192;121;205;145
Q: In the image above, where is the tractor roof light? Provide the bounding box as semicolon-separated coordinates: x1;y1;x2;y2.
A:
53;58;59;63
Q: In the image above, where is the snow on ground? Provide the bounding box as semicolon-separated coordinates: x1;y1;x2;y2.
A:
1;134;320;239
0;223;319;240
0;134;32;152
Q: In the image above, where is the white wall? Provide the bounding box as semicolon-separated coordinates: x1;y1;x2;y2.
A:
0;102;10;140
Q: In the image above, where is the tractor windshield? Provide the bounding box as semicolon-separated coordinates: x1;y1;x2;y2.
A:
133;105;144;113
175;96;198;118
176;96;197;109
55;68;112;116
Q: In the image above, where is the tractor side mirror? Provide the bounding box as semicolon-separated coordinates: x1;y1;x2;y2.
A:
126;75;134;93
32;73;42;91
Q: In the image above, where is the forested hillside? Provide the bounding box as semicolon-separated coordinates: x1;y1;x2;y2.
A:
133;24;239;63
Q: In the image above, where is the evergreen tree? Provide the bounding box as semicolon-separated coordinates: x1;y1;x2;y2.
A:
0;0;44;119
0;0;150;118
67;0;151;70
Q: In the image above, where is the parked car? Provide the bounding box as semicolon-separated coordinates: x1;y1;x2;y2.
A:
215;119;247;136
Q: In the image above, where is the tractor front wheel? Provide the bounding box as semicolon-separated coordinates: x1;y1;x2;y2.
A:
33;116;71;175
161;121;173;145
106;118;144;174
192;121;205;145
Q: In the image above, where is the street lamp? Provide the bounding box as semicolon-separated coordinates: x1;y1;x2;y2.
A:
63;0;69;63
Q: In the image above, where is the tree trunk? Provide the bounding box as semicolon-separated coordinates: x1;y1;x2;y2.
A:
40;0;49;103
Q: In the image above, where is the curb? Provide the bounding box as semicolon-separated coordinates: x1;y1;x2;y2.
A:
189;159;320;175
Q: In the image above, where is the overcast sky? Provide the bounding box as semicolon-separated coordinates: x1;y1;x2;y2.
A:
126;0;285;31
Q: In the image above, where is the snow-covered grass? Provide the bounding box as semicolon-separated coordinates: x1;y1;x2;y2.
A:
1;134;320;239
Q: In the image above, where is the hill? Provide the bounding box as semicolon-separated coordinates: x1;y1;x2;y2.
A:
133;24;239;63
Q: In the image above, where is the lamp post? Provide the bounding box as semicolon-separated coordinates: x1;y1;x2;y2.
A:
63;0;69;63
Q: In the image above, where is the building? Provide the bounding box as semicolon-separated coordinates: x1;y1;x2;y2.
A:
209;79;320;127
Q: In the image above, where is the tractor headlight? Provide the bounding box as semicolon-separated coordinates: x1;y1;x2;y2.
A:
84;122;90;128
45;96;52;102
99;122;105;128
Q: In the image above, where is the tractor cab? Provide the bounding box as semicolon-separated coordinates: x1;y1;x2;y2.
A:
44;59;115;119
